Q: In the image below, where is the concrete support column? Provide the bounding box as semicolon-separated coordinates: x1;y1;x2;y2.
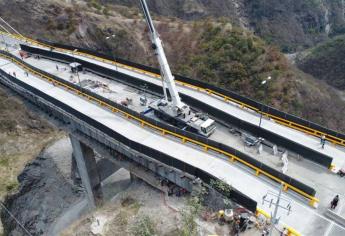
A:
130;173;138;182
70;134;103;208
71;154;81;185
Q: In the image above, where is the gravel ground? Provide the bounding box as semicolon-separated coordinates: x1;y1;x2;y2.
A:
61;179;271;236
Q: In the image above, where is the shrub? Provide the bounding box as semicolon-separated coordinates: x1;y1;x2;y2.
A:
131;215;156;236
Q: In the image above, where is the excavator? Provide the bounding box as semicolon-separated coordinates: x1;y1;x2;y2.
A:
139;0;216;137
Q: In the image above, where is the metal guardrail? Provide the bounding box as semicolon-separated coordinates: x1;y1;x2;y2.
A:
0;50;320;208
20;43;334;169
0;63;258;213
2;31;345;148
12;32;345;149
0;55;302;236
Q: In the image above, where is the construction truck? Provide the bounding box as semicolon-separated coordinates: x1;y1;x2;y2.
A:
139;0;216;137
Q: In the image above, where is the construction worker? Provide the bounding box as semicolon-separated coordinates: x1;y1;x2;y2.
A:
321;135;326;149
280;227;288;236
331;195;339;210
233;219;240;236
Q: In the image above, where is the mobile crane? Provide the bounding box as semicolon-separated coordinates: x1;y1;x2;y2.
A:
139;0;216;137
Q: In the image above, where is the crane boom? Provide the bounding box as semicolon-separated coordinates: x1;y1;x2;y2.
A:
139;0;183;109
139;0;216;137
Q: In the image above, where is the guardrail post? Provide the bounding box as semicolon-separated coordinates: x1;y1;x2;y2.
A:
309;198;319;208
255;170;260;176
283;184;288;192
287;227;302;236
329;164;336;172
204;146;208;152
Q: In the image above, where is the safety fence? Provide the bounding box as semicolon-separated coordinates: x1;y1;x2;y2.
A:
20;44;337;169
3;48;319;207
20;44;334;168
31;38;345;148
21;44;336;168
0;62;257;213
3;31;344;147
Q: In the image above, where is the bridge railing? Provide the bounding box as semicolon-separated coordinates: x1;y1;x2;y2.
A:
28;37;345;148
20;44;334;167
3;31;344;147
0;65;258;213
0;49;320;207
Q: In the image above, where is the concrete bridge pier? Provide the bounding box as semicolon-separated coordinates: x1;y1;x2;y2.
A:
68;129;203;210
70;135;103;208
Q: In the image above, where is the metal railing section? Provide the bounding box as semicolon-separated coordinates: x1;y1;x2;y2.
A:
0;50;320;207
2;31;344;147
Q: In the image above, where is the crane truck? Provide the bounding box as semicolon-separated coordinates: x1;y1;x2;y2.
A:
139;0;216;137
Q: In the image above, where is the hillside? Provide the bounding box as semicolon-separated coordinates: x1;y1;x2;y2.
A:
244;0;345;52
0;87;63;234
0;0;344;133
297;35;345;90
103;0;345;52
0;89;59;199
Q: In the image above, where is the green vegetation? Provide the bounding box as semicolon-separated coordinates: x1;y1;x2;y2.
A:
0;156;18;195
169;20;345;131
298;34;345;89
311;35;345;57
45;6;77;35
178;21;289;102
103;7;110;17
131;215;156;236
210;179;232;196
87;0;102;11
0;157;9;168
0;89;59;199
244;0;338;52
304;0;322;8
5;181;18;192
179;196;203;236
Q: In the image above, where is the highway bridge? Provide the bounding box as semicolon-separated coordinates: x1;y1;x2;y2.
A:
1;32;345;235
